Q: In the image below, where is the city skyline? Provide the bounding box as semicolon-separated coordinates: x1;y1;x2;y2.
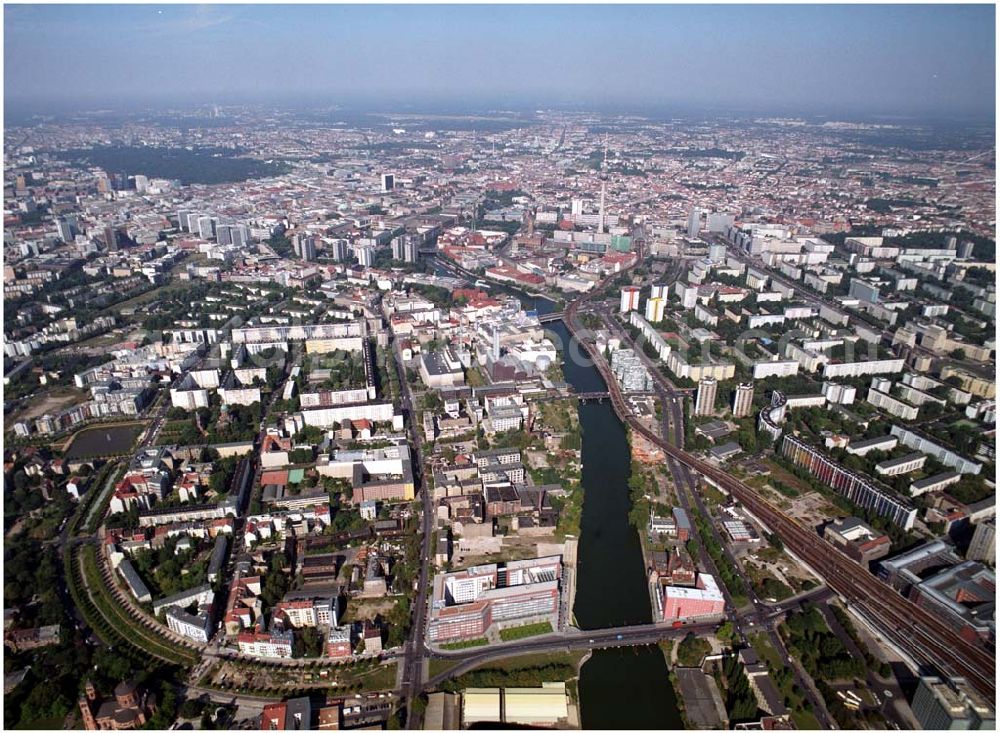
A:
4;4;996;120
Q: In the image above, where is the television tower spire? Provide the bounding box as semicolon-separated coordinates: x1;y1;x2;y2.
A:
598;134;609;234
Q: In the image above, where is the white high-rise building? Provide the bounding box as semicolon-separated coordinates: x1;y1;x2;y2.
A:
356;245;375;268
216;224;233;246
645;297;666;323
732;383;754;418
403;238;419;263
687;207;701;238
56;218;75;243
329;239;348;262
301;236;316;262
967;520;995;564
620;286;641;313
391;236;406;262
197;216;216;240
695;378;717;416
231;224;249;247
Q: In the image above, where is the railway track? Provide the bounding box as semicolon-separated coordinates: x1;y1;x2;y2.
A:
563;274;996;701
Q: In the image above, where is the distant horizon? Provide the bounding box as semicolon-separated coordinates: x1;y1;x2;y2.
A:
4;94;997;128
4;4;996;125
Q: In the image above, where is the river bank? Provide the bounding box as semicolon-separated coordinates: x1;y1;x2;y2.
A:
545;317;682;729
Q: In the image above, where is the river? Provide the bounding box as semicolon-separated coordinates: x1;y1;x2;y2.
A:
516;289;681;729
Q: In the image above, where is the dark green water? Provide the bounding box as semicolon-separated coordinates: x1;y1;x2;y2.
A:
65;423;143;459
540;312;682;729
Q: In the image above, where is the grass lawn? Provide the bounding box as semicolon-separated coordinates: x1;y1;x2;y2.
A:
466;650;588;675
764;460;813;494
539;400;575;433
792;710;824;730
353;661;398;692
104;279;192;314
429;658;463;679
441;638;489;650
499;621;554;642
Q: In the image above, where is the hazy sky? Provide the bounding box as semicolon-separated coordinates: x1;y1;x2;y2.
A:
4;4;996;118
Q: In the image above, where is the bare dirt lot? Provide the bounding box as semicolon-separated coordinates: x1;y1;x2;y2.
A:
14;386;89;421
782;491;840;525
341;597;402;623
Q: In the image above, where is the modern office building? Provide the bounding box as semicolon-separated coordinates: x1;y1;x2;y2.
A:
911;675;995;729
381;173;395;192
428;556;563;643
695;378;718;417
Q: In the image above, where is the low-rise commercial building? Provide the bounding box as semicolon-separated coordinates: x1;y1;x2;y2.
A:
823;517;891;564
659;573;725;621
